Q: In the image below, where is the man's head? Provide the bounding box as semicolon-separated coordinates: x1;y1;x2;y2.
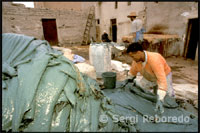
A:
126;42;144;62
127;12;137;21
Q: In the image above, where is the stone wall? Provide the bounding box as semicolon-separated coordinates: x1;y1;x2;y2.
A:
34;2;96;12
34;2;82;11
2;2;96;46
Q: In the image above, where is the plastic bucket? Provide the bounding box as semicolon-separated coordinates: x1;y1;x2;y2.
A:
102;72;116;89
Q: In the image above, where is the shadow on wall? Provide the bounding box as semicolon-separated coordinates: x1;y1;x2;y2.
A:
147;24;168;34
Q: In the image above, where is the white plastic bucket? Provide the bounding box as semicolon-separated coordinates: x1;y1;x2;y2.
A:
89;43;112;78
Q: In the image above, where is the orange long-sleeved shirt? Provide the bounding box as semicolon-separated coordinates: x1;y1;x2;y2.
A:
130;51;171;91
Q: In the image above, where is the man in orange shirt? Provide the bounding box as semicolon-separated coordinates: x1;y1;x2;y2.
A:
126;42;175;113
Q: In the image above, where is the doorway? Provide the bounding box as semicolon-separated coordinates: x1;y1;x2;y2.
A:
96;19;101;42
42;19;58;46
184;18;198;60
110;19;117;42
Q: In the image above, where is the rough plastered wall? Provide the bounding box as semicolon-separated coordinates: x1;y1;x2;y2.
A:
96;2;145;43
145;2;198;56
2;2;96;46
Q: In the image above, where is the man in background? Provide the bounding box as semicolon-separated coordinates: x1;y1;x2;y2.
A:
127;12;145;43
101;30;111;42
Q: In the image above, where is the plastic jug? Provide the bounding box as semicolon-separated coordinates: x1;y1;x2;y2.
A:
89;43;112;78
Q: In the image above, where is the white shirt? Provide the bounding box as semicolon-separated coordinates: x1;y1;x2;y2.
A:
142;51;147;67
131;18;143;33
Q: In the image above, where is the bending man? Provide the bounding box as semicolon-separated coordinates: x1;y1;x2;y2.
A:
126;42;175;113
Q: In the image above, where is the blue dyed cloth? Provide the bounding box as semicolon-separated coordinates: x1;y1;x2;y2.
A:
73;54;85;63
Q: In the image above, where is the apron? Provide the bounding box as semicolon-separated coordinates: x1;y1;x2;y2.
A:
135;72;175;97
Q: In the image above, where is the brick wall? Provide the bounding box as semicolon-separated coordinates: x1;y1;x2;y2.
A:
2;2;96;46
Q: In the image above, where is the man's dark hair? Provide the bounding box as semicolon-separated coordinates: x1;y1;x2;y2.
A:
101;32;111;42
126;42;144;53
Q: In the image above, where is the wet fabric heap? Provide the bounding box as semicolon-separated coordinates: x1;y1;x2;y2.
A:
2;33;198;132
102;82;198;132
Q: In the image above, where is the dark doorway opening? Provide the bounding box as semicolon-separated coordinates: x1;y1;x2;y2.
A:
42;19;58;46
184;18;198;60
111;19;117;42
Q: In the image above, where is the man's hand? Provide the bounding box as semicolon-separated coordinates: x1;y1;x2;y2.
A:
155;89;166;114
120;76;136;89
127;75;136;82
157;89;166;101
155;99;164;114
